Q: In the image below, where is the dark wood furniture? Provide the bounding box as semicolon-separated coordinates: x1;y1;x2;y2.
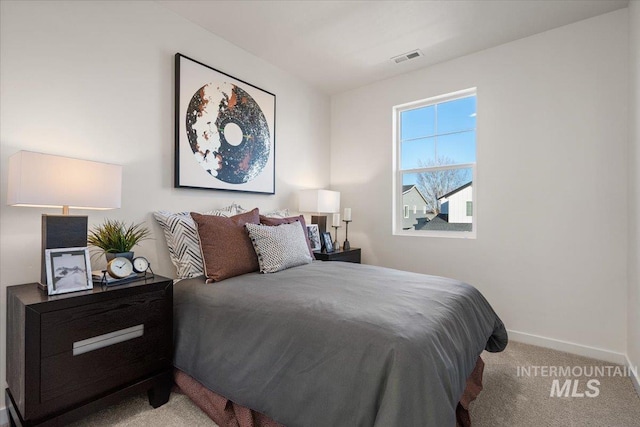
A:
313;247;361;263
5;275;173;427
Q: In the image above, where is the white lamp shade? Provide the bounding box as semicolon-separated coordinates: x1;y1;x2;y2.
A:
7;151;122;211
298;189;340;214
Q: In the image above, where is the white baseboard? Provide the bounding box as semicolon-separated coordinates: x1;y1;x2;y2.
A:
507;329;627;365
0;406;7;427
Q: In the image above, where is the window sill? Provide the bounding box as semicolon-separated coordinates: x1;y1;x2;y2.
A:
393;229;477;239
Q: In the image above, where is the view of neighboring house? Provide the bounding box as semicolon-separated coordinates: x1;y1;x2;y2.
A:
415;181;473;232
401;185;431;230
439;181;473;224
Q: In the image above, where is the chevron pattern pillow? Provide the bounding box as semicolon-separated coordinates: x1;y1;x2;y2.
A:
245;222;313;273
154;203;246;278
262;208;290;218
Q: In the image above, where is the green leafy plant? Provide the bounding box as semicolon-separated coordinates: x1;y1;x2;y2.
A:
87;219;151;254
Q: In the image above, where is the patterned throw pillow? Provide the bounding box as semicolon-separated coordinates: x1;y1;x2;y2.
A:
245;222;313;274
154;203;246;278
261;208;290;219
192;209;260;282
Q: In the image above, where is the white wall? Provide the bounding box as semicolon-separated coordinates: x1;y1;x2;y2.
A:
331;10;629;359
0;0;330;409
628;0;640;390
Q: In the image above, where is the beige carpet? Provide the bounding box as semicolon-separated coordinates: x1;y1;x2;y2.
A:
471;341;640;427
60;341;639;426
66;393;217;427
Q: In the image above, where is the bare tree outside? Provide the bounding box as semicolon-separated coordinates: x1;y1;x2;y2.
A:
416;156;470;214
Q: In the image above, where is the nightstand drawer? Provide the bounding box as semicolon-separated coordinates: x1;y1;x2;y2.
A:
40;324;169;402
38;290;170;404
40;290;167;358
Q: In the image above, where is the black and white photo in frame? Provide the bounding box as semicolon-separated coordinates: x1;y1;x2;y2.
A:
306;224;321;252
321;232;334;253
45;247;93;295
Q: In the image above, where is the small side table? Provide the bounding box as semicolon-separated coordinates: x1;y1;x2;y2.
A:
5;274;173;426
314;248;361;264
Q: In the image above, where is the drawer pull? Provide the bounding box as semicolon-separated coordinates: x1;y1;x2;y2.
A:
73;324;144;356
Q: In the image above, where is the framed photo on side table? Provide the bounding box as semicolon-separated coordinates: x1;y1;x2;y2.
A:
306;224;321;251
45;247;93;295
321;232;334;253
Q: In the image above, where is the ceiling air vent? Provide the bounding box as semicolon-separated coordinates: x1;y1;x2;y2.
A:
391;49;424;64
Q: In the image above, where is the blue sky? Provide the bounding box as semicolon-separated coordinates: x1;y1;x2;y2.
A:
401;95;476;185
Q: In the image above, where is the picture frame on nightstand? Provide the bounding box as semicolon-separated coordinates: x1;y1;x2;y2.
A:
321;232;334;253
306;224;321;251
45;246;93;295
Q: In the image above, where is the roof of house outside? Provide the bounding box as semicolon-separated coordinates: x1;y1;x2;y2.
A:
438;181;472;200
402;184;414;193
402;185;429;204
415;214;473;232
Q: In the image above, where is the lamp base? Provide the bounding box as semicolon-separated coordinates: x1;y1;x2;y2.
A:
41;214;88;286
343;240;351;250
311;215;328;235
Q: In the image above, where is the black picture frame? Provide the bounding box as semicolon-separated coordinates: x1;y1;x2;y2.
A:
175;53;276;194
321;232;334;253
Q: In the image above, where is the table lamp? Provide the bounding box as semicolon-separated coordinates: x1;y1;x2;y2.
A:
7;151;122;289
298;189;340;235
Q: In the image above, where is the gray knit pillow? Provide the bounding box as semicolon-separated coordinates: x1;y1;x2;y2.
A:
245;222;313;273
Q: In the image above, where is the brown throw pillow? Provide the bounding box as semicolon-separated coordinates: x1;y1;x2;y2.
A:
192;208;260;282
259;214;315;258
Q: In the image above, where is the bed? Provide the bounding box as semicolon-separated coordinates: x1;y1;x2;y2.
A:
155;207;507;426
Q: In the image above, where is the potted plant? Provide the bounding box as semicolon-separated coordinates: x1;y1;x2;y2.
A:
87;219;151;261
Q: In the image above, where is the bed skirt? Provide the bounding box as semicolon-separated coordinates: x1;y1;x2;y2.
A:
174;356;484;427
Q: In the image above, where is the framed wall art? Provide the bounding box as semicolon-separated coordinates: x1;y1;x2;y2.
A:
175;53;276;194
45;247;93;295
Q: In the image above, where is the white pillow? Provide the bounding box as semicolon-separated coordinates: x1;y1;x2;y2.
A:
245;222;313;273
154;203;246;278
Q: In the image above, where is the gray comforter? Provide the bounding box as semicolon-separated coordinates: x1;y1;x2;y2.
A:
173;261;507;427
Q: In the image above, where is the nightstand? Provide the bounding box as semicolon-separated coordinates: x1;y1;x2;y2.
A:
5;275;173;426
313;247;361;263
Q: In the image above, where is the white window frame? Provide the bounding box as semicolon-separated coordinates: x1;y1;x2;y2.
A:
392;88;477;239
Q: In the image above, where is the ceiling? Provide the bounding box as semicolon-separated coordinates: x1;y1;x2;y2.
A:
157;0;628;95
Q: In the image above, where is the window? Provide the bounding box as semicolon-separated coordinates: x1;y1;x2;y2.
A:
393;88;476;237
403;205;409;219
